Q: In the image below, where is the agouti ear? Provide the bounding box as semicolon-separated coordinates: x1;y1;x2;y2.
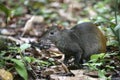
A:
57;25;64;30
51;23;64;30
45;25;50;31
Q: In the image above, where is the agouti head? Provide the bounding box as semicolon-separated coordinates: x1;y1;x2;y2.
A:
41;25;65;44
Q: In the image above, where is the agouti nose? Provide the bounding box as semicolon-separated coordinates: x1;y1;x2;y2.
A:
39;39;51;49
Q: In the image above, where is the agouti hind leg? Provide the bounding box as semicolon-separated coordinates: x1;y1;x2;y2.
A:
63;55;70;65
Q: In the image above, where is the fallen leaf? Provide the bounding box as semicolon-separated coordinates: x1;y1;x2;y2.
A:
0;69;13;80
22;15;44;36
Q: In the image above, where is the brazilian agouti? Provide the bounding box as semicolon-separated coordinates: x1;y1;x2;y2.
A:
41;22;106;67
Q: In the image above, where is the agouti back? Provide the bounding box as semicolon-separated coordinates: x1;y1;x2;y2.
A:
41;22;106;67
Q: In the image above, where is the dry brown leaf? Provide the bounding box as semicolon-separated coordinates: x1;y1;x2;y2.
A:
0;69;13;80
1;29;15;35
22;15;44;36
41;69;55;76
50;70;99;80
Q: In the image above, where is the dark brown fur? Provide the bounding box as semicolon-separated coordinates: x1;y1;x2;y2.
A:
41;22;106;67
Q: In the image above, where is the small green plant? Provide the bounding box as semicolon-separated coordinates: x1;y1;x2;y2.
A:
0;43;30;80
84;53;115;79
0;3;11;23
11;59;28;80
11;43;31;80
0;42;55;80
110;23;120;50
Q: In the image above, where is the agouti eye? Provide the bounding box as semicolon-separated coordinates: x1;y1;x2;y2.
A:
50;32;54;35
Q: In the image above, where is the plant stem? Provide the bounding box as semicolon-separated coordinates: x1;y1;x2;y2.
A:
115;0;118;25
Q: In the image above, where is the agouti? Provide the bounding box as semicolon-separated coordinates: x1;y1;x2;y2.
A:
41;22;106;67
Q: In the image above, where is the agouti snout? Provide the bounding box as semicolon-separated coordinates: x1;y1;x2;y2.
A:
41;22;106;67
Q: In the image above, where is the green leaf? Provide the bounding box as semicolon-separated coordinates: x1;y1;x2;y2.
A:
20;43;31;52
11;7;24;16
105;65;114;69
24;57;35;63
98;70;106;79
114;24;120;42
114;24;120;31
11;59;28;80
0;3;11;18
90;53;105;60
